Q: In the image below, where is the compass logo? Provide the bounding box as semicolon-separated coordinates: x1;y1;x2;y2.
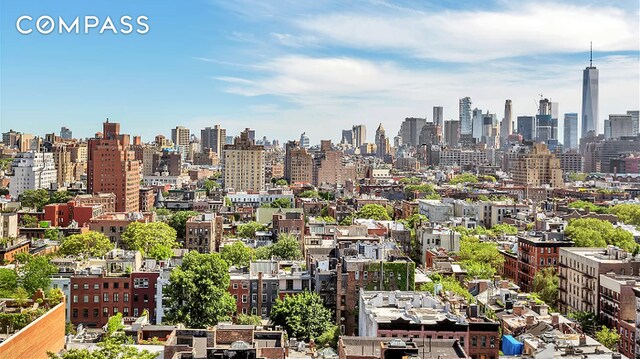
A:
16;15;150;35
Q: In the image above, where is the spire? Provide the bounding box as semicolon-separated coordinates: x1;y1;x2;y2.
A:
589;42;592;67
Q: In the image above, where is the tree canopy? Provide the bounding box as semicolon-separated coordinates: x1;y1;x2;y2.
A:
355;204;391;221
47;338;156;359
255;234;302;260
0;268;18;297
298;190;319;198
532;267;558;307
449;173;478;185
237;221;267;239
568;200;607;213
595;326;620;350
121;222;180;260
270;291;333;341
59;231;113;257
164;251;235;328
609;203;640;226
235;314;262;326
17;254;57;295
458;235;504;273
20;189;72;210
564;218;637;252
220;241;255;267
166;211;199;239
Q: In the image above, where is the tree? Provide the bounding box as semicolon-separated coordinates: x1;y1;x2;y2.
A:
355;204;391;221
235;314;262;326
568;311;598;334
270;198;292;208
609;203;640;226
568;200;607;213
59;231;113;257
44;228;61;241
20;189;50;210
48;339;156;359
270;234;303;260
532;267;558;307
164;251;235;328
449;173;478;185
463;261;496;279
104;313;130;344
47;288;64;307
298;190;319;198
121;222;179;260
220;241;254;267
567;172;587;182
270;291;333;341
458;236;504;272
49;191;72;204
18;254;57;294
237;221;267;239
0;268;18;297
21;214;39;228
489;224;518;236
595;326;620;350
404;183;437;198
166;211;199;239
203;179;220;194
565;218;637;252
275;179;288;186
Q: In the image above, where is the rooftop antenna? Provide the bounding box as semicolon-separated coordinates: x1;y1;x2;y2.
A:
590;42;593;67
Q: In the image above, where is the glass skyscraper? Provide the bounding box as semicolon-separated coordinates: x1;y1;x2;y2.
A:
581;46;599;138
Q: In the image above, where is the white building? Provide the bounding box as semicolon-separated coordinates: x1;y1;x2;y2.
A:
142;173;190;188
417;225;461;254
227;190;294;208
9;151;57;198
417;199;453;223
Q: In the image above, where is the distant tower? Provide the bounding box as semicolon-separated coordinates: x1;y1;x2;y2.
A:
459;97;472;136
500;99;512;146
299;132;310;149
563;113;578;151
352;125;366;147
581;42;599;138
375;123;388;158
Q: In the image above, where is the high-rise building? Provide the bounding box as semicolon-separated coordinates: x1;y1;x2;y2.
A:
500;99;513;146
284;141;313;185
606;114;634;140
9;151;57;198
341;129;353;145
563;113;578;151
60;127;73;140
375;124;388;158
471;108;483;140
627;110;639;136
313;141;356;186
444;120;460;147
517;116;535;141
433;106;443;128
222;129;265;192
581;44;599;138
200;125;226;155
459;97;472;136
551;102;559;140
171;126;190;147
299;132;310;149
87;121;140;212
511;143;563;188
399;117;426;147
352;125;366;147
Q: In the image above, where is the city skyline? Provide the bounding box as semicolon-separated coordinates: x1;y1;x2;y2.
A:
1;0;639;144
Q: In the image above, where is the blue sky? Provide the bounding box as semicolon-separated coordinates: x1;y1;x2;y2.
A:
1;0;639;144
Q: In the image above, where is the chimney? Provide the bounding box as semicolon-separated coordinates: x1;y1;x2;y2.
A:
551;313;559;327
513;304;523;316
525;314;534;326
500;280;509;289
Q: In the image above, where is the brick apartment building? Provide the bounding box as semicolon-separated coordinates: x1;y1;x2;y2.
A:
185;213;223;253
598;273;639;358
517;233;573;292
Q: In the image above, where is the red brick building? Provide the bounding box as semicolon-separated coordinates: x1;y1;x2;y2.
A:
44;201;102;227
0;238;30;263
87;121;140;212
70;271;159;328
499;249;518;283
517;234;573;292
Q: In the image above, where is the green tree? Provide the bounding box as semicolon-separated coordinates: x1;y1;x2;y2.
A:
270;291;333;341
48;339;156;359
355;204;391;221
275;179;288;186
167;211;199;239
568;200;607;213
235;314;262;326
565;218;637;252
489;223;518;236
595;326;620;350
316;325;340;348
20;189;50;210
298;190;319;198
270;234;302;260
463;261;496;279
270;198;292;208
237;221;267;239
18;254;57;294
220;241;255;267
404;184;437;197
420;276;474;303
568;311;598;334
47;288;64;307
164;251;236;328
59;231;113;257
21;214;39;228
532;267;558;307
609;203;640;226
315;216;336;223
449;173;478;185
458;236;504;272
567;172;587;182
155;208;172;216
49;191;72;205
478;175;497;182
121;222;180;260
339;215;354;226
203;179;220;194
0;268;18;297
44;228;61;241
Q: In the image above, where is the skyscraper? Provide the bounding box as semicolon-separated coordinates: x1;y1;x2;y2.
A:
299;132;310;149
284;141;313;185
581;44;599;138
341;129;353;145
444;120;460;147
607;114;634;140
60;127;73;140
222;129;265;192
399;117;426;147
375;123;388;158
459;97;472;135
517;116;535;141
627;110;639;136
472;108;483;140
201;125;226;155
87;121;140;212
563;113;578;151
171;126;190;147
352;125;366;147
500;99;512;146
433;106;443;128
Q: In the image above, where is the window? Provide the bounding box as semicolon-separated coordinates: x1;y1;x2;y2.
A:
242;308;248;314
114;282;119;289
481;336;486;348
83;284;89;290
103;293;109;302
242;295;248;303
133;308;139;317
262;294;267;303
242;282;248;289
233;283;238;289
134;294;139;302
113;307;119;314
103;307;109;317
73;284;78;290
124;293;129;302
471;336;477;347
143;294;148;303
94;284;99;290
123;307;129;316
124;282;129;289
134;278;149;289
83;309;88;318
73;295;78;303
93;308;99;318
72;309;78;318
94;295;99;303
113;293;119;302
103;282;109;289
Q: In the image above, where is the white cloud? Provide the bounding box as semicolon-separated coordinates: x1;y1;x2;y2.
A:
295;2;639;62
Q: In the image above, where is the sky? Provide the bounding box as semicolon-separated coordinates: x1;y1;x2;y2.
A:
1;0;639;145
